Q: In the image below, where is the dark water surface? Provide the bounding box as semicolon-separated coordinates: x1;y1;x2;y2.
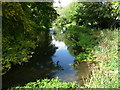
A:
2;33;91;89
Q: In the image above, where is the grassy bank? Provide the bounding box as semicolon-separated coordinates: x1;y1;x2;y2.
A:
84;29;119;88
9;26;119;89
64;26;119;88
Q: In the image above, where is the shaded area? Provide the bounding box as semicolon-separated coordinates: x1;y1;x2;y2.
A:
73;60;97;86
2;28;95;89
52;29;94;85
2;2;58;73
2;32;62;89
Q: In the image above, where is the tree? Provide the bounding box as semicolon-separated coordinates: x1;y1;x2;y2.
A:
2;2;58;73
56;1;120;29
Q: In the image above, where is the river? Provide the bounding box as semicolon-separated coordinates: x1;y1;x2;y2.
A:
2;30;91;89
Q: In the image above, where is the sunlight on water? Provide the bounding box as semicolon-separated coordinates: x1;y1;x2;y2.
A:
2;34;91;89
51;35;78;82
52;35;67;50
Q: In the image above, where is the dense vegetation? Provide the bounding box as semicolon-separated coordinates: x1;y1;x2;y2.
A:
63;26;119;88
2;1;119;89
9;27;119;88
54;2;120;29
84;30;118;88
53;25;119;88
2;2;58;73
53;1;119;88
9;78;78;89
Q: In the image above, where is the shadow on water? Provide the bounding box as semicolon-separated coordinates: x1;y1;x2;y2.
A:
2;31;63;89
73;61;95;86
2;28;94;89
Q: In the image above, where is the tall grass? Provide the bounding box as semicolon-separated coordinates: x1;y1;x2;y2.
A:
64;26;119;88
84;29;119;88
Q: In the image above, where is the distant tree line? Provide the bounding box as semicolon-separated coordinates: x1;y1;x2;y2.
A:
55;2;120;29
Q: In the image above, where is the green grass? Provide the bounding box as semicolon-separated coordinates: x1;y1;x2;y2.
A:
83;29;119;88
9;78;78;89
64;26;119;88
84;69;119;88
9;27;119;89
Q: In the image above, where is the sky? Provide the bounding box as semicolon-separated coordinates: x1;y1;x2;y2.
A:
54;0;73;7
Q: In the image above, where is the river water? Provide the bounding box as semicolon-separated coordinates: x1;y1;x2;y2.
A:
2;31;91;89
51;35;78;82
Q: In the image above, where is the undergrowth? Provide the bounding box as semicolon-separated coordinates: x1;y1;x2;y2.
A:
84;29;119;88
9;26;119;89
64;26;119;88
9;78;78;89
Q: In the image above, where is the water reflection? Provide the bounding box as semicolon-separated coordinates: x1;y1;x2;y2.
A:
53;27;93;85
73;61;92;86
52;35;77;81
2;31;62;89
3;29;93;89
52;35;92;85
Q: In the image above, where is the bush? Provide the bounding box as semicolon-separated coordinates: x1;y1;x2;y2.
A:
9;78;78;89
64;26;119;88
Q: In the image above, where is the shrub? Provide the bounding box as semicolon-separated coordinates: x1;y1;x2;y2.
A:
9;78;78;89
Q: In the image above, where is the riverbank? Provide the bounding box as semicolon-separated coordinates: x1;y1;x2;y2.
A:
84;29;119;88
9;26;119;89
2;2;58;74
64;26;119;88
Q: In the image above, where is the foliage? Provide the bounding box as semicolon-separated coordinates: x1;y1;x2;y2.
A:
54;2;80;27
111;2;120;19
54;2;120;29
54;25;119;88
79;2;120;29
84;69;118;88
9;78;78;89
21;2;58;28
64;26;96;59
2;1;119;89
2;2;58;73
63;25;118;88
84;29;119;88
2;2;33;72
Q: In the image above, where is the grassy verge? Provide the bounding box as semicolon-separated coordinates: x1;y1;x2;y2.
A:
84;29;119;88
64;26;119;88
